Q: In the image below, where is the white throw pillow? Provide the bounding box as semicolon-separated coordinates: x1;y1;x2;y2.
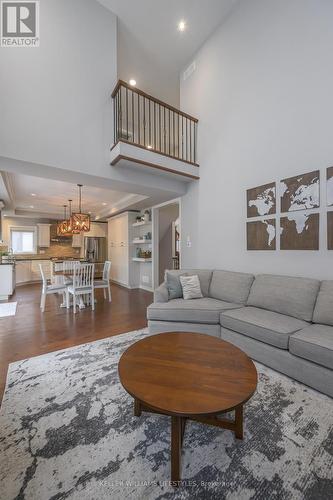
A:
180;275;203;300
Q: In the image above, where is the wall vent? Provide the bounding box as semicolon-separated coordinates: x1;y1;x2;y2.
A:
183;61;196;81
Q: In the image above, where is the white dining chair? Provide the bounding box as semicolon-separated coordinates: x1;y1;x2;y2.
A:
62;260;81;284
39;264;69;313
67;263;95;314
93;261;112;302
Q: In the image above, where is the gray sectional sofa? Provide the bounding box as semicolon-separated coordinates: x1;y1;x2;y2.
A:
147;270;333;397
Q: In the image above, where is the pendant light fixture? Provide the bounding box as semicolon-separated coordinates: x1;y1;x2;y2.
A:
67;199;80;235
57;204;70;236
70;184;91;232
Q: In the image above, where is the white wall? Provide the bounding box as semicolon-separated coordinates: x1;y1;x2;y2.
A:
117;21;180;107
0;0;117;178
180;0;333;280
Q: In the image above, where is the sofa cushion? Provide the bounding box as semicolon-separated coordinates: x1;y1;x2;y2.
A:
164;269;213;297
220;306;308;349
247;274;320;322
165;270;187;299
180;275;203;300
289;324;333;370
209;270;254;304
147;298;243;325
313;281;333;326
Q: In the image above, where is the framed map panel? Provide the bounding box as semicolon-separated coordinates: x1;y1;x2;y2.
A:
327;167;333;207
280;213;319;250
247;219;276;250
247;182;276;218
328;212;333;250
280;170;320;212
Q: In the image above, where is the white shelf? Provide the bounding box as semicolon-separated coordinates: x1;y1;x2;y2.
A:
132;240;152;244
132;221;152;227
132;258;152;262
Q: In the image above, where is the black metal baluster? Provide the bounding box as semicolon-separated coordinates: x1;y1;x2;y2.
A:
186;118;188;161
126;87;128;140
143;96;146;147
154;102;156;150
132;90;134;143
159;105;161;152
190;120;192;163
164;106;166;153
138;95;141;145
149;99;151;147
168;108;171;155
194;122;196;163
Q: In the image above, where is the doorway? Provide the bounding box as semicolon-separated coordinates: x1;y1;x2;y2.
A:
153;201;180;287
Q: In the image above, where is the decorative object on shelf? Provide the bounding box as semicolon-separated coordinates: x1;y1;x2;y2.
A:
144;209;151;222
247;219;276;250
136;215;142;223
328;212;333;250
280;213;319;250
144;232;152;240
135;247;152;259
280;170;320;213
70;184;91;233
247;182;276;218
327;167;333;206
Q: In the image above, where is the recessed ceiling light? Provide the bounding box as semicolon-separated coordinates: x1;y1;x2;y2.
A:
102;202;107;206
178;20;186;32
31;193;36;197
30;205;34;209
147;145;153;150
129;79;137;87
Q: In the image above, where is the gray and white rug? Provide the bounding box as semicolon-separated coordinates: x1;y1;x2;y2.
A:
0;329;332;500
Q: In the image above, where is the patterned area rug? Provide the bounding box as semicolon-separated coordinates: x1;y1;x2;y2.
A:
0;329;332;500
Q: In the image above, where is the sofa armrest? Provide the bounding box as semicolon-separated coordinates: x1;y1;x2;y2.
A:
154;282;169;303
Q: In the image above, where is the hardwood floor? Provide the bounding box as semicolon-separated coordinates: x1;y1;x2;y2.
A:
0;283;153;402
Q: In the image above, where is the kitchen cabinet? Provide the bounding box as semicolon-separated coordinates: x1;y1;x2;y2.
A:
37;224;51;247
16;260;52;284
107;212;139;288
0;264;15;300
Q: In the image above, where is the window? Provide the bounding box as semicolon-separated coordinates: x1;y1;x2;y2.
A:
10;227;37;254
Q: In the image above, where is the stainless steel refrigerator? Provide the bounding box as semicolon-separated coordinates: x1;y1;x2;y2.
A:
84;237;107;263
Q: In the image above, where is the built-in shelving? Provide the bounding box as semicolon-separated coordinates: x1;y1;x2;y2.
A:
132;258;152;263
132;221;152;227
132;239;152;244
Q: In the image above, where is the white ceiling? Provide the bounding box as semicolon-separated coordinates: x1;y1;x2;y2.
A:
1;172;146;220
97;0;238;75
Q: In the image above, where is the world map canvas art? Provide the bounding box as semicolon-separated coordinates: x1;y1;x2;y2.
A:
280;170;320;212
247;219;276;250
327;167;333;206
247;182;276;218
328;212;333;250
280;213;319;250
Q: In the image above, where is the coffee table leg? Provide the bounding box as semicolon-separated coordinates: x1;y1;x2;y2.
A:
171;416;183;483
134;398;142;417
235;404;243;439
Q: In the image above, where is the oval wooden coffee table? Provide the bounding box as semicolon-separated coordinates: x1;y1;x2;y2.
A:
118;332;257;483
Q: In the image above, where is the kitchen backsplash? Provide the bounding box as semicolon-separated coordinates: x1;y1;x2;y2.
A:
0;224;80;260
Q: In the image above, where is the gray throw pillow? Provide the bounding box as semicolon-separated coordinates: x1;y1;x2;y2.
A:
165;271;187;299
180;275;203;300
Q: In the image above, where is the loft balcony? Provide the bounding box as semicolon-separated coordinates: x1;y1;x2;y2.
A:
110;80;199;181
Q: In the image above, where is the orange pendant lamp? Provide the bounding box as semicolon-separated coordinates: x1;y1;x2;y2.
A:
66;199;80;235
57;205;70;236
70;184;90;232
